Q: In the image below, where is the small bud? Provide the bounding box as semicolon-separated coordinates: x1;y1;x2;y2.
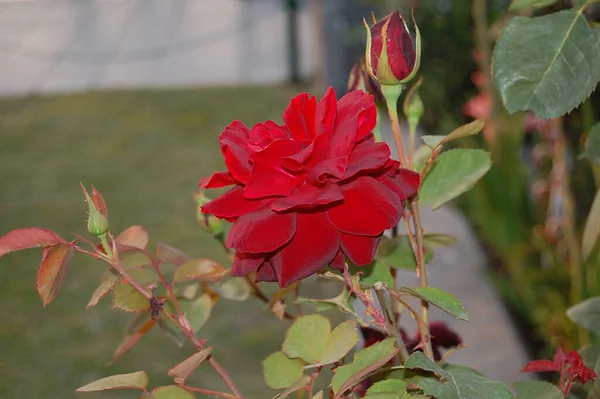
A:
347;59;386;108
364;11;421;86
403;80;424;132
193;191;224;237
81;184;109;237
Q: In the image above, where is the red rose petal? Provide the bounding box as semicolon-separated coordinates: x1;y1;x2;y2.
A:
343;140;391;180
255;261;277;282
340;233;381;265
245;139;305;199
307;156;348;183
271;183;344;212
330;250;345;270
310;87;338;163
220;121;252;184
271;212;339;287
378;168;420;200
327;177;402;236
226;205;296;254
333;90;377;145
283;92;317;140
198;171;237;189
201;186;268;219
247;121;289;153
231;251;264;277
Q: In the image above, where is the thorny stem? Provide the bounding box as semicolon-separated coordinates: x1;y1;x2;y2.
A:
374;284;409;363
343;263;387;329
179;385;237;399
144;249;183;315
307;366;323;397
411;203;434;360
101;238;244;398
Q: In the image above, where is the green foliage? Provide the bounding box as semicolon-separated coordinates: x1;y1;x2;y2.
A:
366;379;409;395
583;189;600;261
509;0;559;11
172;258;227;283
331;338;399;396
349;260;394;287
419;149;492;210
493;7;600;118
583;124;600;165
421;120;485;150
282;315;359;366
377;236;433;271
179;294;212;332
262;352;305;389
404;286;468;321
567;296;600;335
150;385;195;399
113;282;151;312
167;348;212;385
512;380;563;399
213;277;251;301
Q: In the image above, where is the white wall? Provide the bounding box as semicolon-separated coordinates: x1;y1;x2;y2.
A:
0;0;316;96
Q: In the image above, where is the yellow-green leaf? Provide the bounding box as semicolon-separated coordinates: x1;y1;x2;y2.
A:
173;258;227;283
263;351;305;389
150;385;195;399
87;269;119;308
76;371;149;392
113;282;150;312
283;314;331;363
168;347;213;385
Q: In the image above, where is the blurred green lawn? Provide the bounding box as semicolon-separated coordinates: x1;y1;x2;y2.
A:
0;85;338;399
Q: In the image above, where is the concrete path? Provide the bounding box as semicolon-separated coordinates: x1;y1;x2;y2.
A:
353;121;532;385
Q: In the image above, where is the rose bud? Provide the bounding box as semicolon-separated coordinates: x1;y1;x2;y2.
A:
347;60;386;108
364;11;421;86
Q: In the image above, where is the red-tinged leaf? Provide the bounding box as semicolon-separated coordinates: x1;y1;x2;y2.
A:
521;359;560;373
116;226;150;250
156;242;190;266
111;316;157;363
76;371;149;392
36;243;75;306
168;347;213;384
91;185;108;217
0;228;65;258
87;269;120;308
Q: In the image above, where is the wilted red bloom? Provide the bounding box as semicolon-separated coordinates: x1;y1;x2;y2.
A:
347;60;385;108
522;347;597;396
200;88;420;288
365;11;420;85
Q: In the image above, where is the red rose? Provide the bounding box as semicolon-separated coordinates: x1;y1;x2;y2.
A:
200;88;419;288
365;11;420;85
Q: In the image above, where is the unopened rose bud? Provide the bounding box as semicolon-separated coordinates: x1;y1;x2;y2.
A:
81;184;109;237
364;11;421;86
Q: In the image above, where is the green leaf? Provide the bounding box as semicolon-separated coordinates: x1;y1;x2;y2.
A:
583;123;600;165
423;233;458;248
113;282;150;312
493;9;600;119
180;294;213;332
377;236;433;271
168;347;213;385
419;149;491;210
583;189;600;261
127;268;160;285
283;314;331;363
349;260;394;287
295;288;368;327
150;385;195;399
273;375;312;399
332;338;399;397
405;352;446;378
311;391;324;399
36;243;75;306
366;379;409;395
307;320;360;367
173;258;227;283
567;296;600;335
76;371;149;392
421;120;485;149
509;0;559;11
413;145;433;173
404;287;468;321
215;277;251;301
579;345;600;369
513;380;563;399
121;251;152;269
445;367;515;399
363;393;407;399
87;269;119;308
263;351;305;389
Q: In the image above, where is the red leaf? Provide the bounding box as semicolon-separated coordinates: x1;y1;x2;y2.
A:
115;226;150;251
91;185;108;218
521;359;560;373
0;228;65;258
36;243;75;306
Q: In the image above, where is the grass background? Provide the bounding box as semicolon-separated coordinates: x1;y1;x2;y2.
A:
0;85;340;399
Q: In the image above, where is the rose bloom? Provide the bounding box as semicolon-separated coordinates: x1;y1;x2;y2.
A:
200;88;420;287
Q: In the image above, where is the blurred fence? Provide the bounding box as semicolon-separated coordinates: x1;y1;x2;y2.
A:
0;0;318;95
